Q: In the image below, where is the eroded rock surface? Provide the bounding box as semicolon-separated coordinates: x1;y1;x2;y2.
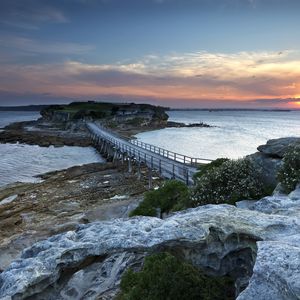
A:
1;196;300;299
237;238;300;300
0;163;160;270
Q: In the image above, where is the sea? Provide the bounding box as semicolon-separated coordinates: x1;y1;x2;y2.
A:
0;111;104;187
135;110;300;160
1;110;300;187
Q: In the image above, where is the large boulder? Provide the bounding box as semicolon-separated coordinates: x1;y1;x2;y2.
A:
257;137;300;158
247;152;282;187
1;192;300;299
248;137;300;187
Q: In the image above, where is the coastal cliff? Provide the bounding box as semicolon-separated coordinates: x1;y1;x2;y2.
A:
40;101;169;127
0;102;213;146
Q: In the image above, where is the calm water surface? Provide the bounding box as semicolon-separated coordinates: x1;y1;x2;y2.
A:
0;111;41;128
0;111;103;187
135;110;300;160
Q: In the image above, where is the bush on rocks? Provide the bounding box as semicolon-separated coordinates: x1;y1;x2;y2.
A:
193;158;229;180
129;180;190;217
277;145;300;193
117;252;234;300
192;158;265;206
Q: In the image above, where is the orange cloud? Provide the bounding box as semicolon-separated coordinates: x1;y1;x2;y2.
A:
1;50;300;107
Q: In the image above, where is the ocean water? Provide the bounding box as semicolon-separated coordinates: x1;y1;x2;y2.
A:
0;111;104;187
0;111;41;128
135;110;300;160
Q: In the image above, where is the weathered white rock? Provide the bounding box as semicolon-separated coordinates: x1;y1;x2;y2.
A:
243;186;300;217
1;199;300;299
237;237;300;300
235;186;300;299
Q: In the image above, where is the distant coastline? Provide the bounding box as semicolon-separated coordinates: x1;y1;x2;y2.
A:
0;105;48;111
0;104;296;112
170;108;292;112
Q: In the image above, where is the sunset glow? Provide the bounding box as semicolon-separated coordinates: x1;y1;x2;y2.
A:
1;0;300;108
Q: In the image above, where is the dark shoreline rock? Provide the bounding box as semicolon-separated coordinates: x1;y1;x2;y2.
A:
257;137;300;158
248;137;300;187
167;121;213;128
0;120;92;147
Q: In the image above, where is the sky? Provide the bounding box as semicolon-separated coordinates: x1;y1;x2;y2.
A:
0;0;300;108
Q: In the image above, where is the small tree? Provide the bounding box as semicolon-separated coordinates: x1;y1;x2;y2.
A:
193;158;229;180
117;252;234;300
277;145;300;193
130;180;190;217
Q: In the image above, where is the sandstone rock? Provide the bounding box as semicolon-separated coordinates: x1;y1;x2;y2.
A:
0;163;153;270
1;202;300;299
245;185;300;217
237;237;300;300
257;137;300;158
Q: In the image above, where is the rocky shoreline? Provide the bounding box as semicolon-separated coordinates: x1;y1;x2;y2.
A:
0;119;92;147
0;162;162;270
0;114;214;146
166;121;213;128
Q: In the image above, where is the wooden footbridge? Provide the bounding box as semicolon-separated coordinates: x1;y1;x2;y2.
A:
87;122;212;186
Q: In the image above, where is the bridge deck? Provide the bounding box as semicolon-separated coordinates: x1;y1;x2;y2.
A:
87;122;212;185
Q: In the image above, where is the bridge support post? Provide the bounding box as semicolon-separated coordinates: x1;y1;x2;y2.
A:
113;149;118;163
137;156;141;180
148;168;153;189
128;156;132;173
172;164;175;179
104;142;108;155
185;169;189;186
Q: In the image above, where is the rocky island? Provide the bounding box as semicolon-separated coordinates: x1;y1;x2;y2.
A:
0;101;213;146
0;102;299;300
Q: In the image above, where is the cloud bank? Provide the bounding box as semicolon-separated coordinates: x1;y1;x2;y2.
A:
0;49;299;107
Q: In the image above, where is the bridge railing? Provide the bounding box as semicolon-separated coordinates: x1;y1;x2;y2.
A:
87;125;194;184
91;121;212;166
87;122;215;184
130;139;212;166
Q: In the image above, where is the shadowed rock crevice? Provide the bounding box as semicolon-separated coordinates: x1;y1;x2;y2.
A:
22;233;257;300
158;230;258;295
23;252;146;300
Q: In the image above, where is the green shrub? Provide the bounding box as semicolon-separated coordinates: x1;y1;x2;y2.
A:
117;252;234;300
130;180;190;217
192;158;264;206
125;117;145;126
277;145;300;193
193;158;229;180
106;120;118;128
